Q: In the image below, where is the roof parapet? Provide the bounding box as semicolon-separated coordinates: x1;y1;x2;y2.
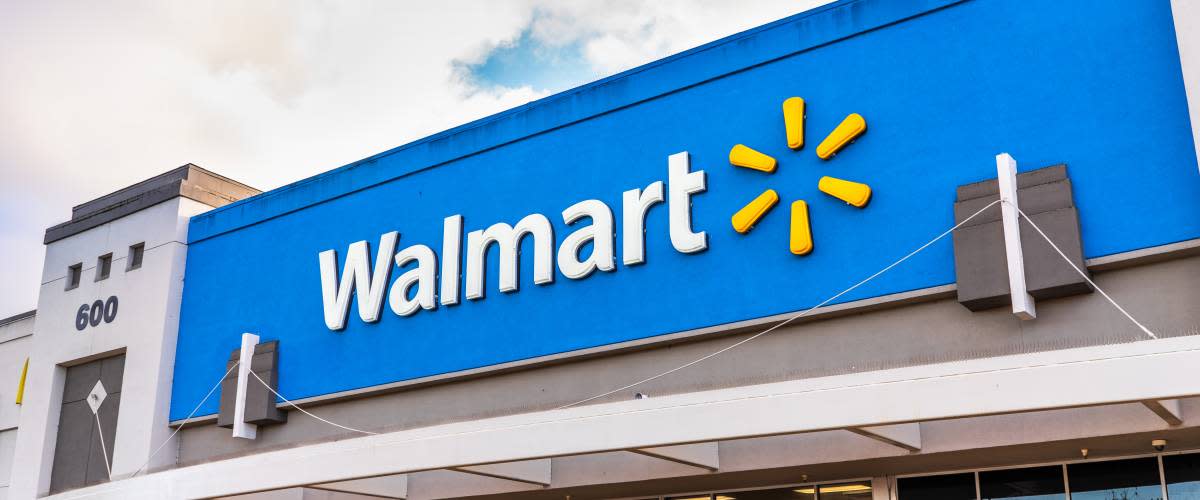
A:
44;164;260;244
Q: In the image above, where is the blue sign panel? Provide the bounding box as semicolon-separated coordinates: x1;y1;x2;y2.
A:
172;0;1200;420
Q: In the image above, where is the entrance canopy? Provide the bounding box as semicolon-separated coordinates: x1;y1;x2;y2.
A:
50;335;1200;499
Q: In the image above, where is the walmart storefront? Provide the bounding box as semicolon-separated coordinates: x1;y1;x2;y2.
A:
6;0;1200;498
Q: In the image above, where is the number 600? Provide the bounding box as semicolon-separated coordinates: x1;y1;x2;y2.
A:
75;296;118;331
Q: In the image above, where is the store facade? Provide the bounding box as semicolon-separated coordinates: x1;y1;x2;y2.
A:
4;0;1200;499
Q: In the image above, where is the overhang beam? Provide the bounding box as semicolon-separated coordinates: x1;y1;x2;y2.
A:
849;424;921;452
310;474;408;499
631;443;719;471
452;459;552;487
1142;399;1184;426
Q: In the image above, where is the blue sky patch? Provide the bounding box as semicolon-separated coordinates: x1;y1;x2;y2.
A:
457;28;597;93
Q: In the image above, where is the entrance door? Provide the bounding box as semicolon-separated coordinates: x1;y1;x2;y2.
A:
49;354;124;493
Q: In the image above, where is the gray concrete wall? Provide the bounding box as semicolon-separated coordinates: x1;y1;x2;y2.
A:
175;252;1200;469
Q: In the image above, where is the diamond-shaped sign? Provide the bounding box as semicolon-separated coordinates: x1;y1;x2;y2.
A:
87;380;107;415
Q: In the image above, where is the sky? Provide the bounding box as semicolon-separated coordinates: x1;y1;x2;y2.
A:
0;0;830;318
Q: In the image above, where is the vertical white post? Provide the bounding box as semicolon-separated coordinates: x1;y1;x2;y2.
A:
870;477;892;500
233;332;259;439
1170;0;1200;175
996;153;1037;320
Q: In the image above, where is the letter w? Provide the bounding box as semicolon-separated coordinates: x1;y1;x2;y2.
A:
319;231;398;330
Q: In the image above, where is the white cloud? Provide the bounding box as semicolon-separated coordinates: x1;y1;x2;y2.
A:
0;0;829;316
526;1;829;75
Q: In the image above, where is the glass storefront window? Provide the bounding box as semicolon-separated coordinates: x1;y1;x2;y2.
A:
712;485;815;499
979;465;1065;500
707;482;867;500
663;453;1200;500
1067;457;1162;500
817;481;874;500
898;472;977;500
1164;454;1200;500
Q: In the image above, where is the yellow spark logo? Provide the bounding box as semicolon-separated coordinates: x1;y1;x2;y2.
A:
729;97;872;255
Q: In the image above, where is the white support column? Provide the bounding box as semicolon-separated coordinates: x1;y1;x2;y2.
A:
311;474;408;499
996;153;1037;320
631;443;719;471
849;424;921;452
1142;399;1184;426
1171;0;1200;175
871;476;894;500
232;333;259;440
453;459;552;487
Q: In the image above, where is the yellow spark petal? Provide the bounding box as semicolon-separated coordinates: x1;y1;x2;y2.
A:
790;200;813;255
816;113;866;160
783;97;805;150
731;189;780;233
818;176;872;207
729;144;777;173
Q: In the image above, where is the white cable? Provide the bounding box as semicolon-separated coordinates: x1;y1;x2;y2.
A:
1011;202;1158;339
131;360;240;478
215;197;1157;437
555;198;1004;410
248;370;379;435
93;412;112;477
